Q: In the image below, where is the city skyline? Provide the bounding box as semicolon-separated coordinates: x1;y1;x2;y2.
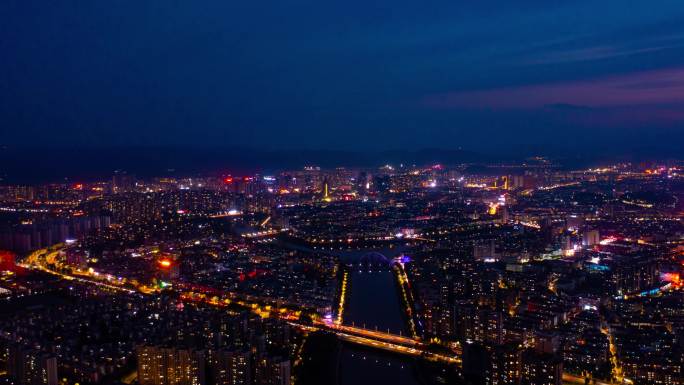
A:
1;145;681;185
1;161;682;385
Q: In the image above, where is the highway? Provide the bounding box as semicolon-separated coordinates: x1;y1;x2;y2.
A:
19;248;138;294
562;372;620;385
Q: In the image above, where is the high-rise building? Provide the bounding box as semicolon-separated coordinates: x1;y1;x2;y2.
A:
488;343;522;385
610;256;658;295
212;349;251;385
0;250;16;271
508;175;525;190
137;345;206;385
112;171;136;194
254;355;290;385
7;344;58;385
520;349;562;385
373;175;391;194
582;229;600;246
473;240;498;262
356;171;370;195
462;342;522;385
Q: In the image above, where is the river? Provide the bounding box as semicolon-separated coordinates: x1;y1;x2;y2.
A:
342;269;407;334
336;247;421;385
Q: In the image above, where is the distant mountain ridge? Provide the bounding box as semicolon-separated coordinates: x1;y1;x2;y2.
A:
0;146;484;184
0;145;680;184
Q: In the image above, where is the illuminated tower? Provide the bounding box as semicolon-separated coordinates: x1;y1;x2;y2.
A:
322;178;331;202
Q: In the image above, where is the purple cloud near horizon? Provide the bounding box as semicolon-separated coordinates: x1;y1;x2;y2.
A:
423;67;684;110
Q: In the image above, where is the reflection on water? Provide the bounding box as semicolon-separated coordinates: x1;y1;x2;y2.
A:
343;270;407;335
339;344;420;385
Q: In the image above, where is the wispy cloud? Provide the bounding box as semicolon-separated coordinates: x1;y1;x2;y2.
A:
524;43;684;65
422;67;684;109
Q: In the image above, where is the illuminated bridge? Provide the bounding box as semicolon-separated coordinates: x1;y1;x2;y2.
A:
345;251;393;269
292;320;460;365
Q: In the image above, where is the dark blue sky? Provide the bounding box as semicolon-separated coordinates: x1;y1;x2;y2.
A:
2;1;684;153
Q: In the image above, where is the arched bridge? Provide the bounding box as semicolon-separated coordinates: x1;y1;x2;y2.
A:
344;251;396;270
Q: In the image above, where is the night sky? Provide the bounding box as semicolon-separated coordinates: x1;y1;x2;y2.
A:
2;1;684;154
